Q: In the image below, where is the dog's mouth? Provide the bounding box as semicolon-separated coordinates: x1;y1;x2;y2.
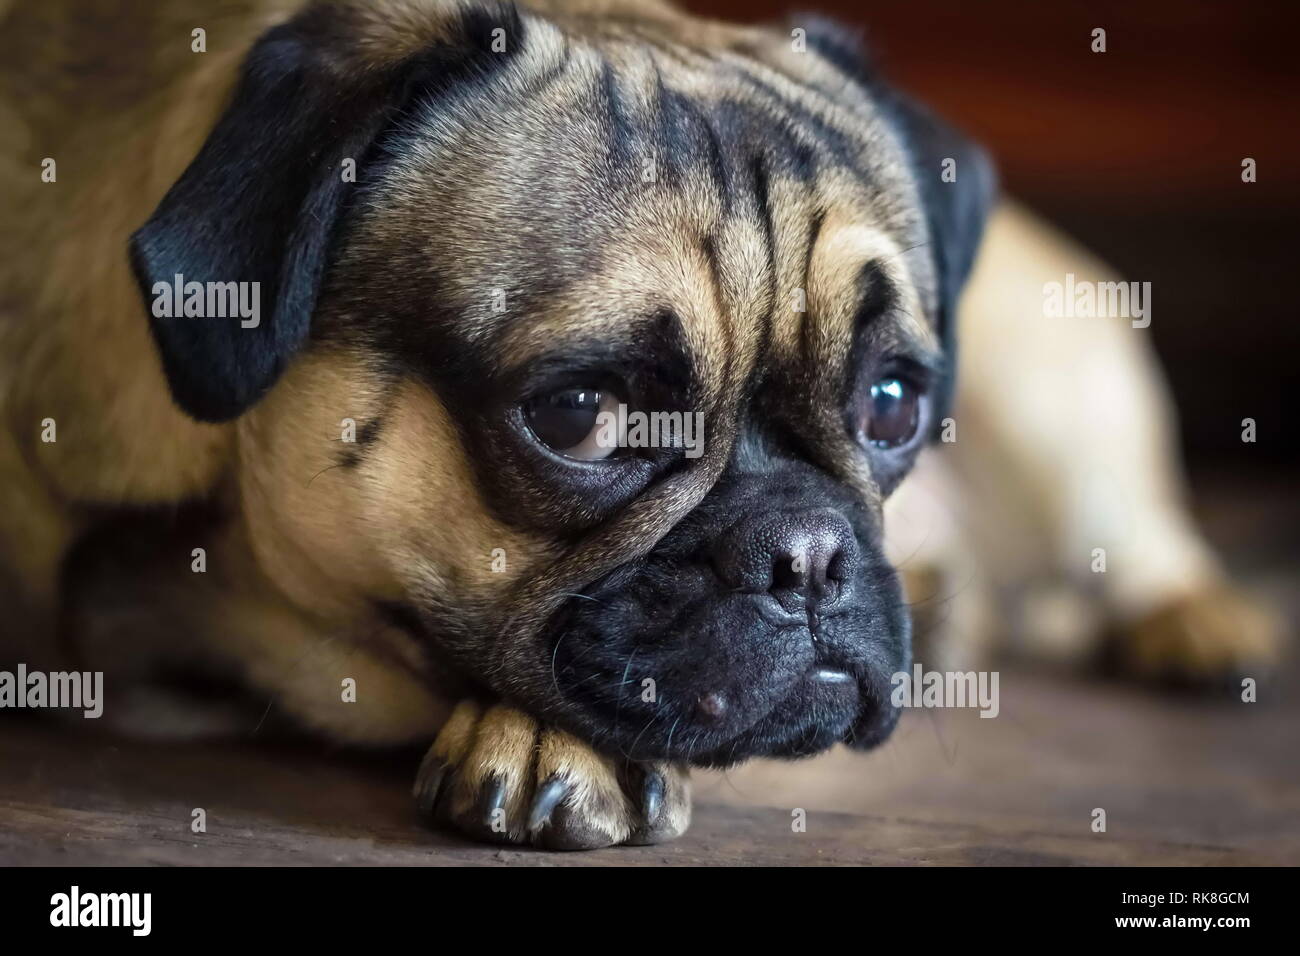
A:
555;654;899;768
677;665;865;767
533;587;907;767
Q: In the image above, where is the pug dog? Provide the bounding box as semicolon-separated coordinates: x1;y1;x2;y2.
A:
0;0;1279;850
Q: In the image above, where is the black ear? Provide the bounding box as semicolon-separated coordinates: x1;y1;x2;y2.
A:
130;1;521;422
874;92;997;345
797;16;997;425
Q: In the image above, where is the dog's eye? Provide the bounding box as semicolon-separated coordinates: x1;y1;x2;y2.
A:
524;388;623;460
863;377;921;449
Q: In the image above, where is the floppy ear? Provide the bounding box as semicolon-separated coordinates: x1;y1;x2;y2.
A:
878;90;996;433
797;16;997;428
130;0;521;422
874;92;996;347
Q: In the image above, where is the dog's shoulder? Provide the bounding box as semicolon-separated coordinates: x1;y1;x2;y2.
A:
0;1;303;511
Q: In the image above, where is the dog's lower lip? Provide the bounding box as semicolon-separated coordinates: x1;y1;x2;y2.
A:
813;668;853;684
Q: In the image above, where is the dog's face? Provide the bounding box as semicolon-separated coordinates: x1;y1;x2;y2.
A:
131;0;993;765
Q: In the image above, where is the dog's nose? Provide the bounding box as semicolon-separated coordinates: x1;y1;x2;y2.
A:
714;508;857;610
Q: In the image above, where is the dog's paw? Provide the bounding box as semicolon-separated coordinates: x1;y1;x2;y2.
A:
1111;584;1285;691
413;700;690;850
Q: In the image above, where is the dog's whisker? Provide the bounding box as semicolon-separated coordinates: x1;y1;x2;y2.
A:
557;592;602;604
625;710;664;762
613;648;639;737
549;631;569;697
663;716;682;756
305;463;346;488
924;707;960;766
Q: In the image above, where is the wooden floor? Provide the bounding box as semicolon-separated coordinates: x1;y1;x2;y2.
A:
2;479;1297;866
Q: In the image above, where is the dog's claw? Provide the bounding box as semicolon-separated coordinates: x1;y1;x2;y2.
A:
528;774;570;834
642;769;665;827
413;754;448;818
478;773;508;829
624;762;690;846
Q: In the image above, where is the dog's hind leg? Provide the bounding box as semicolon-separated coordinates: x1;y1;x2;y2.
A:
933;201;1283;686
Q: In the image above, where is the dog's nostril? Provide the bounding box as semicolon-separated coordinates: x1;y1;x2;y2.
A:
772;549;805;591
825;549;846;584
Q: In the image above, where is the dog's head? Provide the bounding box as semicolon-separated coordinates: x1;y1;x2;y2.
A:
130;0;994;764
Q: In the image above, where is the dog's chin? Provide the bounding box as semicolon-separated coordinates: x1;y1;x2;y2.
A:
540;660;899;769
702;676;904;764
684;674;865;768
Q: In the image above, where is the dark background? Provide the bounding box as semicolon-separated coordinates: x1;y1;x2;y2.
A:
689;0;1299;473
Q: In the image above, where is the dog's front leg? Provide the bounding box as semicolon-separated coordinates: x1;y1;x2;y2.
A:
414;701;690;850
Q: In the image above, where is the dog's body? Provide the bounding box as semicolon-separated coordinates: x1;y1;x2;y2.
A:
888;202;1280;679
0;0;1279;849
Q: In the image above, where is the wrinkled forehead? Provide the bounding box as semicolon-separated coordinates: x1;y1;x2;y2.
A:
361;13;938;429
